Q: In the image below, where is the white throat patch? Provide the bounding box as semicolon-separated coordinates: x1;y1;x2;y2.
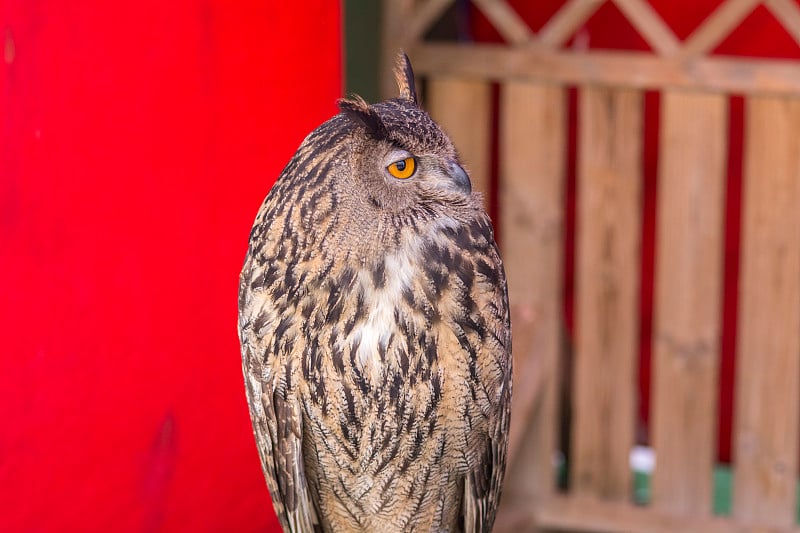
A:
347;217;457;374
353;246;416;370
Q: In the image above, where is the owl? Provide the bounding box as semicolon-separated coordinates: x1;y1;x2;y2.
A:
238;53;512;532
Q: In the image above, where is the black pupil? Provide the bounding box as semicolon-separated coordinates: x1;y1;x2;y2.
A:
395;160;406;171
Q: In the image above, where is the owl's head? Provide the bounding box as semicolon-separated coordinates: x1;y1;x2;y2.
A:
334;53;474;215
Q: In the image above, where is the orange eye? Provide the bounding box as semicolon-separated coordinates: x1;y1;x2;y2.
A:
387;157;416;179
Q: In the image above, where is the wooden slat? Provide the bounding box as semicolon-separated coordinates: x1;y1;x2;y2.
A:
496;495;800;533
405;0;455;44
679;0;760;58
496;81;566;506
426;77;492;206
613;0;680;56
410;43;800;96
472;0;533;46
766;0;800;46
650;91;728;516
381;0;457;99
380;0;417;99
571;86;641;500
537;0;604;49
734;95;800;528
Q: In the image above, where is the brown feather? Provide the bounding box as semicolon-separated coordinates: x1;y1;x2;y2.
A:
394;51;418;105
338;96;389;141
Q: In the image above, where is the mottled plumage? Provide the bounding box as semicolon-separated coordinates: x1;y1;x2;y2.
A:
238;53;512;532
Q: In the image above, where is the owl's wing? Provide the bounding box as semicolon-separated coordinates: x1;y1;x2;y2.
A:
239;258;319;533
462;376;511;533
457;236;513;533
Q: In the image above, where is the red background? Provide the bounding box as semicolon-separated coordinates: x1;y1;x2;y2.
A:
1;1;340;531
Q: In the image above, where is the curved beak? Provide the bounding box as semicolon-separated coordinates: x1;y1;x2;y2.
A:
448;160;472;194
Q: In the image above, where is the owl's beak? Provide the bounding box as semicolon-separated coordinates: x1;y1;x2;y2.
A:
448;160;472;194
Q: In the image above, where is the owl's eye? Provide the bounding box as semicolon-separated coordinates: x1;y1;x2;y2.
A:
386;157;416;179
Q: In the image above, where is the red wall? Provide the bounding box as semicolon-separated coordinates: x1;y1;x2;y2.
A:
1;2;341;530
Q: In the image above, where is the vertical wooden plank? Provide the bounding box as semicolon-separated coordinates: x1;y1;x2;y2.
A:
427;77;492;208
497;81;566;507
571;86;642;500
734;95;800;528
651;91;728;516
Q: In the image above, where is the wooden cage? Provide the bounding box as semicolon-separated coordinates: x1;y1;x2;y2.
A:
382;1;800;531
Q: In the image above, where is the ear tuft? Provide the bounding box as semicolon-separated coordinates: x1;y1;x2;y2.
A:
394;51;418;105
338;96;389;141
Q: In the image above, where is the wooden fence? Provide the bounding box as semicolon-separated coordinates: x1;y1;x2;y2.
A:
382;1;800;531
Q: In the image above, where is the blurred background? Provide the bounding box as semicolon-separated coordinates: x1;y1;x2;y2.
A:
3;1;800;532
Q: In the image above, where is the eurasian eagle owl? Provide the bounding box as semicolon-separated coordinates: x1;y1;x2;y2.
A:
238;53;512;533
